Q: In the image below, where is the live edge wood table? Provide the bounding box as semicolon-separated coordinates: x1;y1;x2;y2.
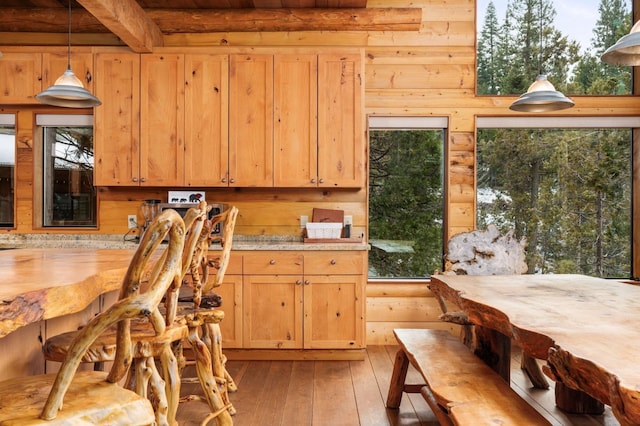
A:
429;273;640;426
0;248;136;339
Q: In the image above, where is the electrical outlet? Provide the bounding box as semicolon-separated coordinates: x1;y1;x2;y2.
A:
344;215;353;226
300;215;308;228
127;215;138;229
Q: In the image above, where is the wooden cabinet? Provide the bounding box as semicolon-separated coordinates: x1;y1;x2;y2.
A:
94;52;140;186
317;52;365;188
92;48;363;188
96;53;229;186
243;252;303;348
229;54;274;187
303;252;365;349
242;251;365;349
273;54;318;187
215;252;243;348
184;54;229;187
140;53;185;186
273;51;365;188
0;52;41;104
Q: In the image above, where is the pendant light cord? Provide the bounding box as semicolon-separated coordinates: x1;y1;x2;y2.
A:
538;0;543;75
67;0;72;71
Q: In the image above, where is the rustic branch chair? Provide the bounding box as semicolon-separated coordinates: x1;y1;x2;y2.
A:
436;224;549;389
43;202;211;425
177;206;239;426
0;208;186;425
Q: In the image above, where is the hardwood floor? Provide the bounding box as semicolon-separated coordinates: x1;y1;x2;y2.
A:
176;345;620;426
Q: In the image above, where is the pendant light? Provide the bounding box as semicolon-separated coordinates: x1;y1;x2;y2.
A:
35;0;101;108
509;74;574;112
601;20;640;66
509;2;573;113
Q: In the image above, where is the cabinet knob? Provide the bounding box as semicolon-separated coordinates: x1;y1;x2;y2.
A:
330;259;336;265
230;178;235;183
310;178;316;183
319;178;325;183
304;280;310;285
221;177;227;183
269;259;276;265
140;177;146;182
132;177;138;182
296;280;302;285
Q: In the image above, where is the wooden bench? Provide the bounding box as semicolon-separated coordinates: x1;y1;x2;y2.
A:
386;329;551;425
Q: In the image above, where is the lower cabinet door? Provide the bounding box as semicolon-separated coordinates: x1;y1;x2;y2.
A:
304;275;364;349
243;274;303;349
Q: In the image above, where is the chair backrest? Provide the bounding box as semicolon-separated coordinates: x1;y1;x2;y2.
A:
164;201;209;323
444;224;527;276
40;208;186;420
180;205;239;309
205;206;239;292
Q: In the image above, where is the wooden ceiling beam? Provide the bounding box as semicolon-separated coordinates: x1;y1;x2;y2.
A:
75;0;164;52
147;8;422;32
0;7;421;36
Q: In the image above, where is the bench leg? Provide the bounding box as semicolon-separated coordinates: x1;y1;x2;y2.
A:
386;349;410;408
420;386;454;426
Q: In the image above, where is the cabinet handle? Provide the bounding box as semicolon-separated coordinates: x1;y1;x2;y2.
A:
221;177;227;183
269;259;276;265
230;178;235;183
319;178;325;183
304;280;310;285
330;259;336;265
132;177;138;182
296;280;302;285
310;178;316;183
140;177;146;182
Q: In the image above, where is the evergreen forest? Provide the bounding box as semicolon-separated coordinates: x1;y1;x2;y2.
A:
478;0;632;277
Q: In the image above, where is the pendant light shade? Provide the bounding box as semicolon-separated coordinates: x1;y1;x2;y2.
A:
601;20;640;66
36;67;101;108
35;1;101;108
509;74;574;113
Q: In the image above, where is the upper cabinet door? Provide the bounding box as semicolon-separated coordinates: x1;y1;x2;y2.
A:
229;54;274;187
94;52;140;186
273;54;318;188
317;52;365;188
184;54;229;187
140;54;185;186
0;52;42;104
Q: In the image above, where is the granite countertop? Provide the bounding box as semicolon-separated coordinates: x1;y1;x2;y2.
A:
0;234;369;251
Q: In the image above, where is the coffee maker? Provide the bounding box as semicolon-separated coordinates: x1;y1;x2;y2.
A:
140;199;161;236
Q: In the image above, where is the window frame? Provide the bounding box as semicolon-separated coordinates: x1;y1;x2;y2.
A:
34;114;97;229
367;116;449;280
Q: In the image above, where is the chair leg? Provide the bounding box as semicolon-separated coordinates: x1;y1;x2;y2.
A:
187;321;234;426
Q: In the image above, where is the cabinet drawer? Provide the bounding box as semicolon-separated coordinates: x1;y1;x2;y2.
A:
304;252;364;275
243;252;303;275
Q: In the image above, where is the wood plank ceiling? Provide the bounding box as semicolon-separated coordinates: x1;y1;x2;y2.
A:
0;0;422;52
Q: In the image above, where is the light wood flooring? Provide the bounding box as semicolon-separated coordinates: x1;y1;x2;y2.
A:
176;345;620;426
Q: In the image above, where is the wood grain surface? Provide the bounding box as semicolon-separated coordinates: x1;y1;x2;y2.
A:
429;274;640;426
0;248;137;338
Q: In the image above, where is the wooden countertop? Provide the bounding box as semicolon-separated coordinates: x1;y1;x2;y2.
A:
0;248;137;338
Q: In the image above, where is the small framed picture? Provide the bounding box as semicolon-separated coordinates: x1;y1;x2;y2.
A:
168;191;206;204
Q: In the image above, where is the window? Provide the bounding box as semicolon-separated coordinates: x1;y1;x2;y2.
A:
0;114;15;228
477;116;636;278
477;0;633;95
368;117;446;278
37;115;96;228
